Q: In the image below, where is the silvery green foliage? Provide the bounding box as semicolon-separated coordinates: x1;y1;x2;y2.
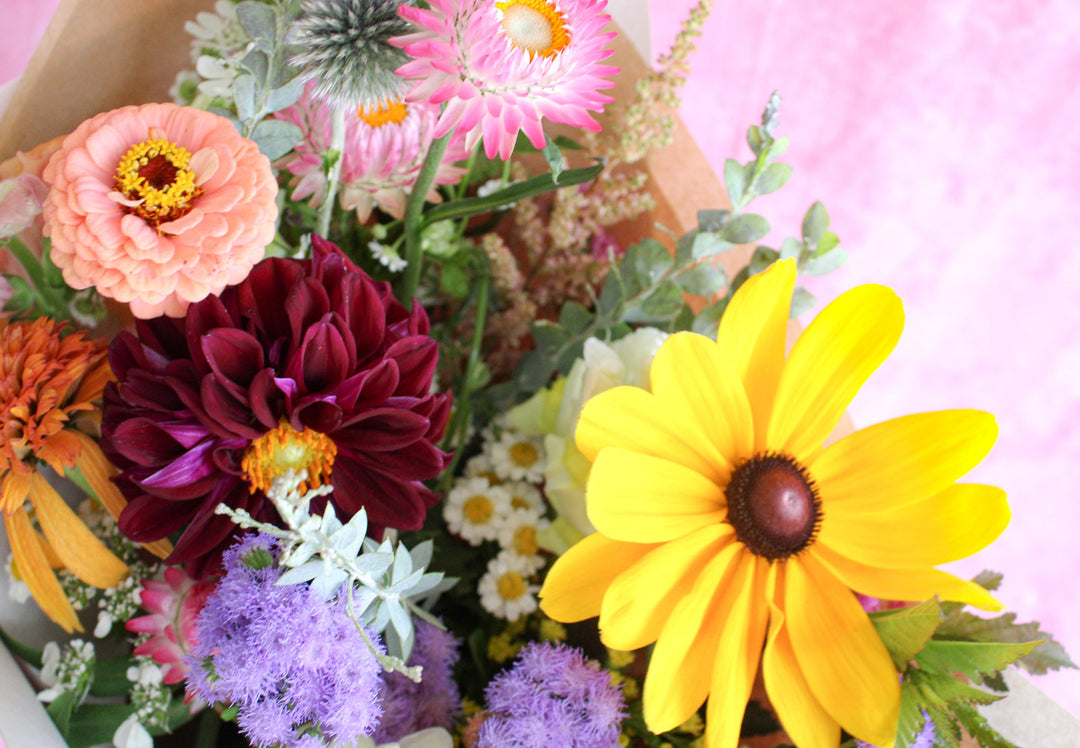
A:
290;0;414;108
217;470;455;678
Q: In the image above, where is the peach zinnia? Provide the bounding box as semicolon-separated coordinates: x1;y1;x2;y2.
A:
42;103;279;319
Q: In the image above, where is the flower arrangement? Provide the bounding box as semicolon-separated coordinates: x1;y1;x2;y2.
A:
0;2;1074;748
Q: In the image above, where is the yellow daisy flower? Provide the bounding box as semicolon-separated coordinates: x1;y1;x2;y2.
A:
538;259;1009;748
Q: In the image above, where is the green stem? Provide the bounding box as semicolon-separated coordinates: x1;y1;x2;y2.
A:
440;274;490;488
400;131;452;308
193;707;221;748
317;106;347;238
4;237;69;318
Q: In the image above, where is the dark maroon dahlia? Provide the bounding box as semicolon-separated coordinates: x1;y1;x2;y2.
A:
101;236;451;567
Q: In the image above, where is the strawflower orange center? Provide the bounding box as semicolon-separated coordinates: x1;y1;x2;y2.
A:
114;138;201;227
496;0;571;58
357;98;409;128
241;419;337;495
725;451;821;561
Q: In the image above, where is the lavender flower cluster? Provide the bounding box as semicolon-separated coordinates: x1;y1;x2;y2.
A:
478;642;627;748
186;534;384;748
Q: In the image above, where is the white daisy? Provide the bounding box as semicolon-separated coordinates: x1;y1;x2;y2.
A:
185;0;248;60
463;453;501;484
443;477;511;545
502;480;544;512
488;429;546;483
496;507;549;574
478;551;539;622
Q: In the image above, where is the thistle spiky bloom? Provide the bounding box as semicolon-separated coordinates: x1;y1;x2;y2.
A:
100;237;451;569
0;318;135;633
540;259;1010;748
291;0;415;108
392;0;619;160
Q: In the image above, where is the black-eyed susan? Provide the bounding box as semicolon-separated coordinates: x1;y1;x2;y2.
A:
539;259;1009;748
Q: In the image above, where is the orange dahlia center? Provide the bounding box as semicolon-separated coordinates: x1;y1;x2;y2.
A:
496;0;570;58
357;98;409;128
241;419;337;495
725;452;821;561
114;138;201;227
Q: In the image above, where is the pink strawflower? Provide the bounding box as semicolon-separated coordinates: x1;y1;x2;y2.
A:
42;103;279;319
275;84;469;221
126;566;217;686
392;0;619;160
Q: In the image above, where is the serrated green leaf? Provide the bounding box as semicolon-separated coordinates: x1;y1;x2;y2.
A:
953;703;1020;748
542;136;566;182
47;690;77;737
251;119;303;160
801;247;849;276
236;1;276;44
870;598;942;671
691;231;733;260
801;201;830;245
722;213;770;244
675;262;727;297
724;158;745;206
935;606;1076;675
896;680;929;748
697;209;730;233
789;286;816;318
233;74;258;123
973;570;1004;591
558;301;593;334
624;238;674;286
916;669;1005;707
753;162;793;195
917;639;1041;681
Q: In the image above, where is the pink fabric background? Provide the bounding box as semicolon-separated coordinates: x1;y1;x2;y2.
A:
2;0;1077;715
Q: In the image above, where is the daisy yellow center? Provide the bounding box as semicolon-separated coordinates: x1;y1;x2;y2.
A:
508;441;539;468
513;525;539;557
496;570;527;600
114;138;201;227
725;452;820;561
463;494;495;524
496;0;570;58
357;98;408;128
241;419;337;495
510;494;531;510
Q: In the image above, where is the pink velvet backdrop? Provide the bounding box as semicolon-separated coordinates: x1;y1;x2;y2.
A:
1;0;1077;716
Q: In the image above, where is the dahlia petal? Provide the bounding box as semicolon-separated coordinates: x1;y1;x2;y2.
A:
716;258;796;451
200;376;264;439
334;407;431;450
166;483;249;564
296;321;351;392
767;284;903;460
784;554;901;746
641;543;749;733
600;524;733;651
6;508;81;633
587;446;726;544
141;439;219;489
539;533;658;623
109;417;191;465
810;410;999;513
293;398;344;433
331;455;426;530
384;337;439;397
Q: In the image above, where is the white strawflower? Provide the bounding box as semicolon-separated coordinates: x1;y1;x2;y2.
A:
478;551;539;621
443;477;512;545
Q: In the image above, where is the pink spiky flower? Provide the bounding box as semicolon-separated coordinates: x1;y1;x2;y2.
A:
391;0;619;161
126;566;216;686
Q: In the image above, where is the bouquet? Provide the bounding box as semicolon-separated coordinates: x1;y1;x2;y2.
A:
0;1;1074;747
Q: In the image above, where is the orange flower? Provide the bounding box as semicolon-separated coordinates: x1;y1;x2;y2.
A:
0;318;166;632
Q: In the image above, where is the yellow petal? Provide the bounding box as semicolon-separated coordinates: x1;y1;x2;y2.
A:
785;553;900;747
539;533;658;623
650;332;754;472
586;447;726;543
812;543;1002;611
704;554;770;748
810;410;998;513
819;483;1009;568
762;565;840;748
70;431;173;560
600;524;734;651
5;508;81;633
27;471;129;590
716;258;796;452
576;386;727;484
37;429;83;476
642;542;746;733
767;284;903;459
1;469;31;513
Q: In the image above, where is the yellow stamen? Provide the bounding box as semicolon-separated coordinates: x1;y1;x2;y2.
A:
496;570;527;600
496;0;570;58
241;419;337;495
508;441;539;468
357;98;409;128
513;525;539;557
463;494;495;525
114;138;200;227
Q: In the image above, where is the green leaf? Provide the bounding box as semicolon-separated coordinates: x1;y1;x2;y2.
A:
895;679;929;748
936;606;1077;675
675;262;727;297
625;238;674;286
233;74;258;123
0;623;43;667
917;639;1041;681
779;237;803;261
753;162;793;195
513;350;557;392
813;230;840;256
692;299;728;337
801;201;830;246
973;570;1004;591
558;301;593;334
748;246;779;275
236;0;276;45
542;135;566;182
746;126;764;157
66;697;198;748
264;75;304;113
789;286;816;318
801;247;848;276
251;119;303;160
628;281;684;323
423;161;604;227
439;261;469;299
697;209;730;233
597;267;626;316
723;158;746;206
953;703;1021;748
239;49;269;86
2;273;39;315
722;213;770;244
531;320;571;354
90;656;136;697
690;231;733;260
870;598;942;671
47;690;77;737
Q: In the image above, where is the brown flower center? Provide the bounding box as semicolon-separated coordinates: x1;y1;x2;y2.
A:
114;138;201;227
725;452;820;561
241;419;337;495
496;0;570;58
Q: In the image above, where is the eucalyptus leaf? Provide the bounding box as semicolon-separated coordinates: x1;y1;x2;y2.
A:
801;201;830;246
559;301;593;334
748;246;779;275
625;238;673;286
691;231;733;259
753;162;793;195
251;119;303;160
627;281;683;322
692;300;727;337
814;230;840;256
723;158;745;206
779;237;803;261
697;209;730;233
722;213;770;244
789;286;816;318
801;247;848;276
531;320;571;354
675;262;726;297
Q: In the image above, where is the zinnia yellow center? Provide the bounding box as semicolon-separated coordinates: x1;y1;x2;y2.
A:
508;441;539;468
496;570;527;599
357;99;408;128
114;138;200;227
241;419;337;495
463;494;495;524
496;0;570;58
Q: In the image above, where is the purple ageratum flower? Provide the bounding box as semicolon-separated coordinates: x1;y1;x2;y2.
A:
186;533;384;748
374;618;462;743
477;642;626;748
